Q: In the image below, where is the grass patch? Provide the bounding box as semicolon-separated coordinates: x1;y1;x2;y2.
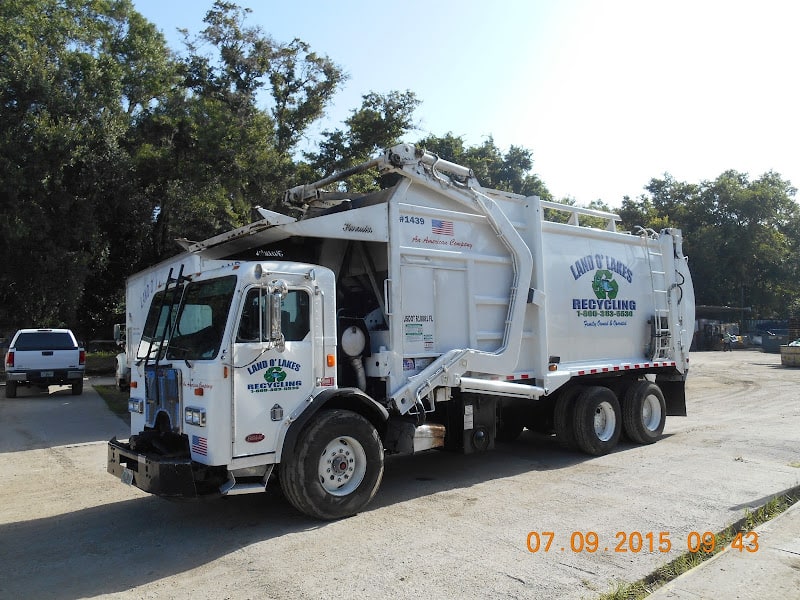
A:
94;384;130;424
85;352;117;375
599;487;800;599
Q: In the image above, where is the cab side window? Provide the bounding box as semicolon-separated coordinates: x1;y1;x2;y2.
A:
281;290;310;341
236;289;310;343
237;288;268;342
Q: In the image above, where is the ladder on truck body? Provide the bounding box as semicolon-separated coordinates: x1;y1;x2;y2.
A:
638;228;672;361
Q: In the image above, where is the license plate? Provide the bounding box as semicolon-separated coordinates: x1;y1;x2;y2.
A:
121;468;134;485
40;371;54;378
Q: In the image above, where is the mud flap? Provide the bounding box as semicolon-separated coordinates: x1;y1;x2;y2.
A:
657;379;687;416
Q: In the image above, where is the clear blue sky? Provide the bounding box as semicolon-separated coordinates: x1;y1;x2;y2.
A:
132;0;799;207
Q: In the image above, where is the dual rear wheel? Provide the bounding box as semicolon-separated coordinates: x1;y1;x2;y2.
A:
554;381;666;456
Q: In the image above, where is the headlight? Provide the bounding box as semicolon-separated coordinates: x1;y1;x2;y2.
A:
184;407;207;426
128;399;144;414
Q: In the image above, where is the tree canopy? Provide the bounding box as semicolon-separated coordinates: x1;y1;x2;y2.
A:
1;0;797;338
619;171;799;317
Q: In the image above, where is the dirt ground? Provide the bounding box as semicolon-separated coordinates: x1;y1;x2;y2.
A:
1;349;798;599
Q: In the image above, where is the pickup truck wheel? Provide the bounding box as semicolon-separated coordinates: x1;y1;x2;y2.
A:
71;380;83;395
279;409;384;520
573;386;621;456
622;381;666;444
553;386;583;450
5;381;17;398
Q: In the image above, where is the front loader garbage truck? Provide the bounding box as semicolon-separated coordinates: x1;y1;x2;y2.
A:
108;144;695;519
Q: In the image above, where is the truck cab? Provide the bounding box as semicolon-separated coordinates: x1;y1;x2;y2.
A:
110;260;385;507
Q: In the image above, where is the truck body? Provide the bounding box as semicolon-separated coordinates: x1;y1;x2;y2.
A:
108;144;695;519
4;328;85;397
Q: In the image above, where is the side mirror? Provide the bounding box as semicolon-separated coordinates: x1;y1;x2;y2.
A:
269;280;287;352
113;323;126;345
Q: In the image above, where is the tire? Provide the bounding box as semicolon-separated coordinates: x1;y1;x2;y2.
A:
573;386;621;456
496;406;525;442
5;381;17;399
622;381;666;444
553;386;583;450
71;380;83;395
279;409;384;520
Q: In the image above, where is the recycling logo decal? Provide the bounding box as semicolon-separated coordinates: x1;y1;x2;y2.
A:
245;359;303;393
264;366;287;383
592;270;619;299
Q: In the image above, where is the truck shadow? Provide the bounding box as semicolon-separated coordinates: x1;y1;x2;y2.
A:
2;382;76;398
0;430;650;599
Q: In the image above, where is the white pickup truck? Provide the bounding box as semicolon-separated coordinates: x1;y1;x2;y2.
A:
4;329;85;398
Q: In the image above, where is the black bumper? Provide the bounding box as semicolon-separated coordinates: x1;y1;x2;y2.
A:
107;437;209;498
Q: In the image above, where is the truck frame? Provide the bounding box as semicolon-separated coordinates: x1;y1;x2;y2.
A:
108;144;695;519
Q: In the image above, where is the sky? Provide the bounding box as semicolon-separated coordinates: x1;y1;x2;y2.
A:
131;0;800;208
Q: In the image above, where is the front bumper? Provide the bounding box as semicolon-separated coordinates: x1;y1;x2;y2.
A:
107;437;213;498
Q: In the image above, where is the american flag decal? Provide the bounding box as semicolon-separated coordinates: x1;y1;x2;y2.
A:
431;219;454;236
192;435;208;456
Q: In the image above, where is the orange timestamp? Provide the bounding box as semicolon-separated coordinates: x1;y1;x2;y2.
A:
526;530;760;554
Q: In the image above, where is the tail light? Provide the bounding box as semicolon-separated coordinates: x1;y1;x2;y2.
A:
79;350;86;365
5;350;13;368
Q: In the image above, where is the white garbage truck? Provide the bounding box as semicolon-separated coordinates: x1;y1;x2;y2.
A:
108;144;695;519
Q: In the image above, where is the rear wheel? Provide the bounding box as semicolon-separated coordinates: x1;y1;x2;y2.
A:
71;380;83;395
622;381;666;444
5;381;17;398
279;409;384;520
573;386;621;456
553;386;583;450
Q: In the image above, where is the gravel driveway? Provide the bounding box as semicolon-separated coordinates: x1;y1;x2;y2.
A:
1;350;798;599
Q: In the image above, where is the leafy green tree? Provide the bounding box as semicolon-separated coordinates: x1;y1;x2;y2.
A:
0;0;175;335
138;0;346;256
305;91;420;179
417;134;551;199
619;170;800;317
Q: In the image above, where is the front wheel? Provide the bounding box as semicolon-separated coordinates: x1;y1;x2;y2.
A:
279;409;384;520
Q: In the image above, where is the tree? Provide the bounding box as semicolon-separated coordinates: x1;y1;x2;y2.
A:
0;0;176;335
619;170;800;317
417;134;552;199
305;91;420;179
137;0;347;257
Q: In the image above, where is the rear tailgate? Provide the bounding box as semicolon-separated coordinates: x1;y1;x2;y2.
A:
7;331;84;372
14;348;83;371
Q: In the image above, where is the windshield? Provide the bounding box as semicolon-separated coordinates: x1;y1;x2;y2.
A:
165;276;237;360
14;332;76;351
137;287;183;360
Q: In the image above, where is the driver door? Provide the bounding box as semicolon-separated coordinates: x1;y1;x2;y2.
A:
231;287;314;458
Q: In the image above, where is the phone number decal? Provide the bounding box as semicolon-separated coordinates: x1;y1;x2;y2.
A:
526;531;759;553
